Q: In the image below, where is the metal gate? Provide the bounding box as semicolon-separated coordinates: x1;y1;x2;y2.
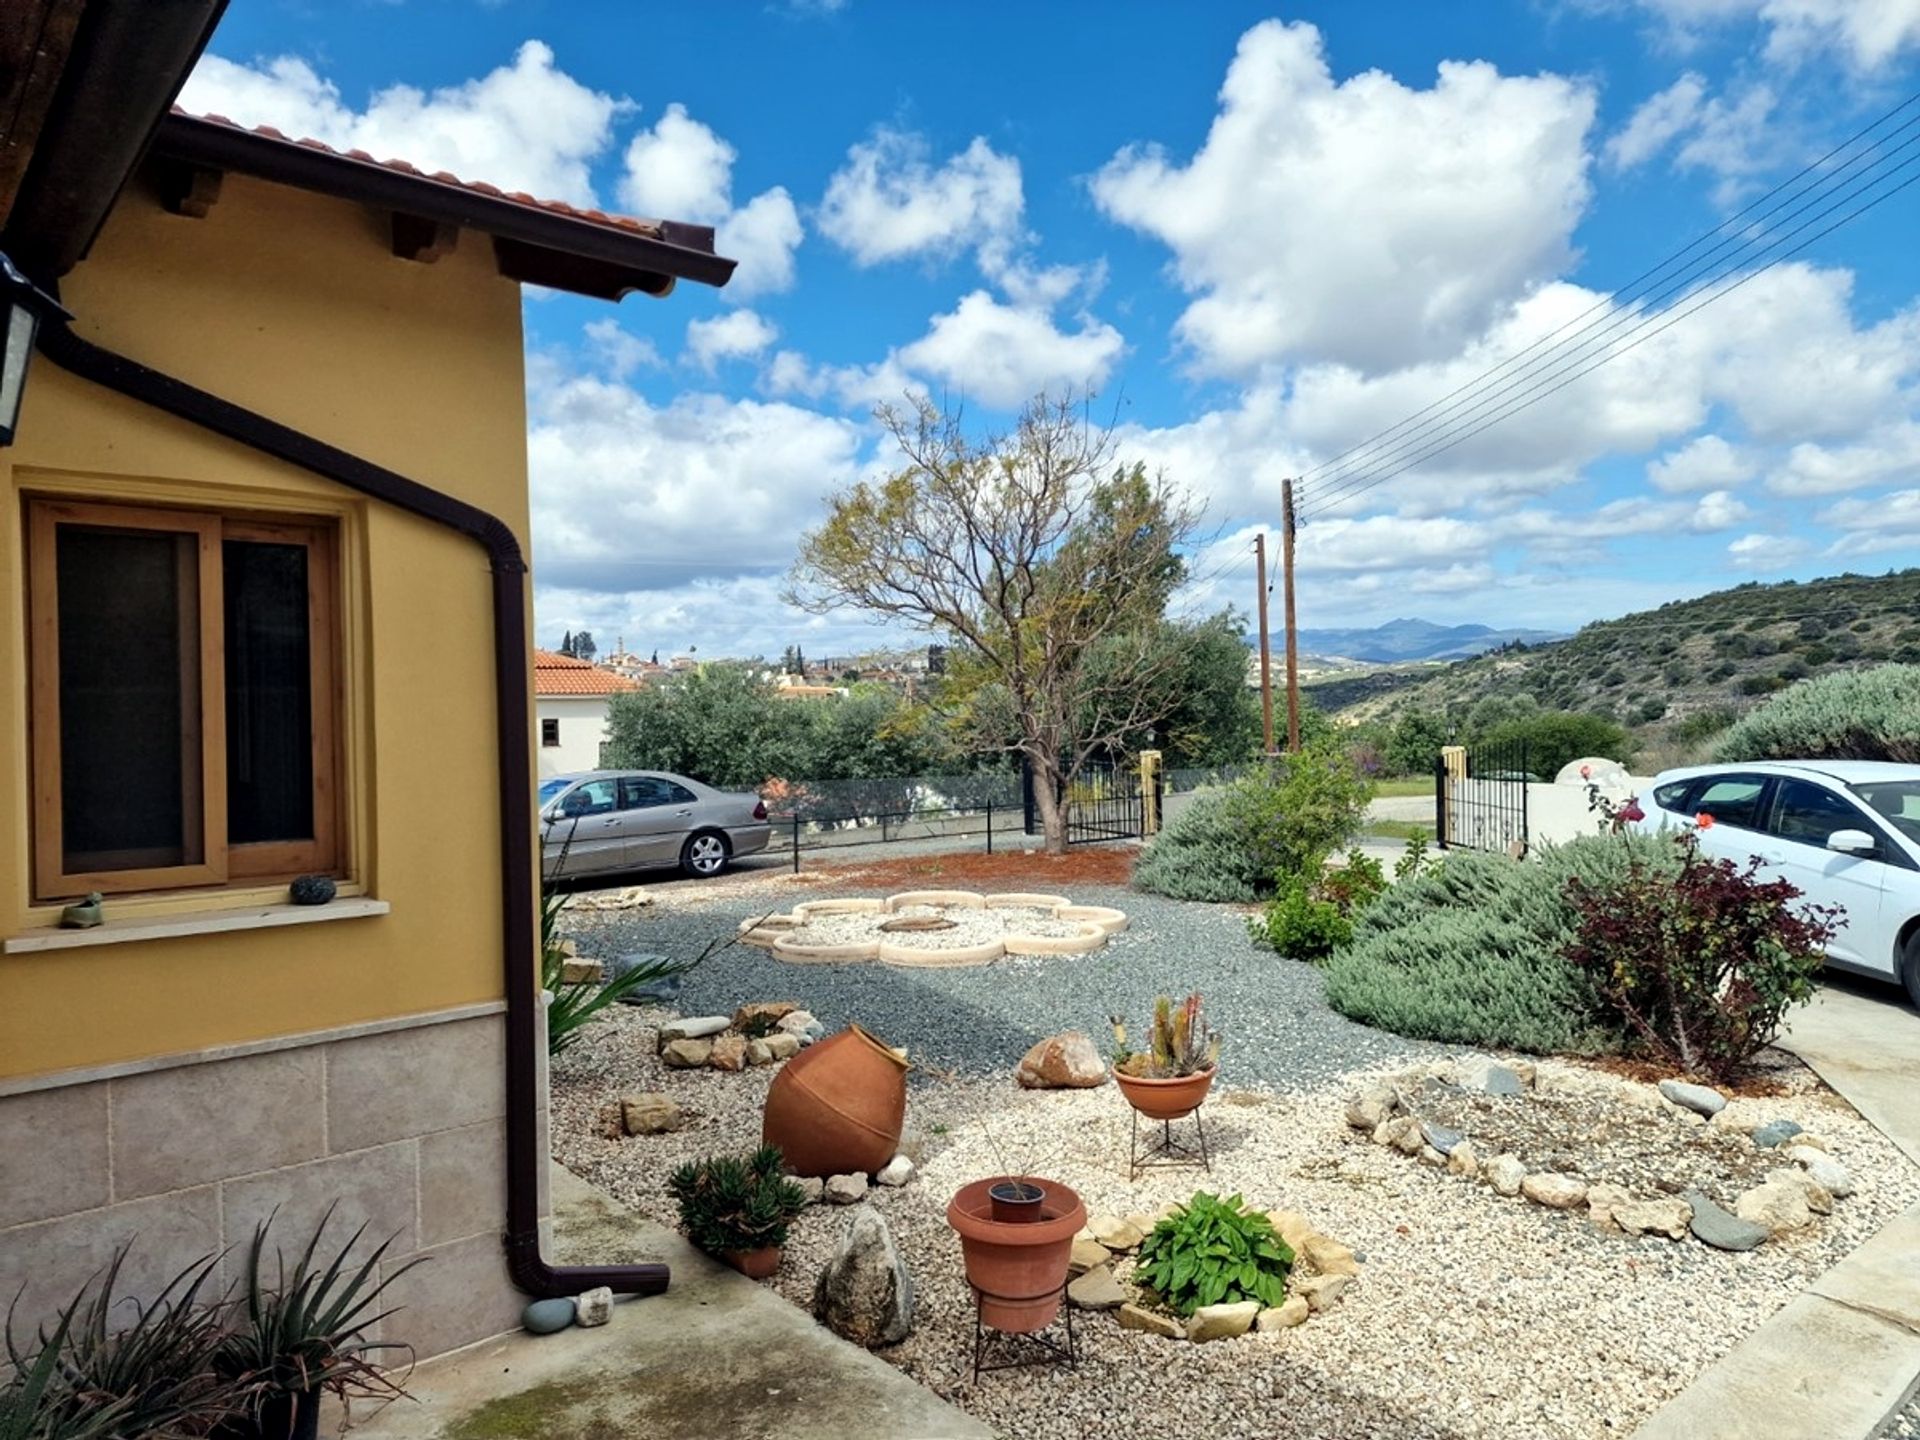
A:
1435;739;1531;855
1023;757;1158;843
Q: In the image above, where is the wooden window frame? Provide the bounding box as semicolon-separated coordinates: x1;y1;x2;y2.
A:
26;499;342;902
541;716;560;748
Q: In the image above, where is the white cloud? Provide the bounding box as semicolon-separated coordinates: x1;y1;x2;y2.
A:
1819;486;1920;553
1091;19;1596;375
1648;434;1757;491
180;41;623;205
1690;487;1753;528
1622;0;1920;69
1728;532;1813;567
716;188;804;298
818;130;1024;267
892;291;1126;408
619;102;735;222
1765;422;1920;494
685;309;779;372
583;319;662;379
528;376;864;588
1605;73;1710;169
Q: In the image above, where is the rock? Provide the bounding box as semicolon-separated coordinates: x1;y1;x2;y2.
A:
1447;1140;1480;1178
1116;1302;1183;1338
1298;1233;1359;1277
1257;1296;1311;1331
660;1038;712;1069
876;1154;914;1187
559;958;603;984
1068;1238;1112;1276
745;1039;774;1067
1709;1100;1769;1135
1187;1300;1260;1342
609;958;680;1006
825;1173;868;1205
573;1287;612;1327
1686;1191;1769;1251
522;1297;574;1334
1015;1031;1109;1088
1346;1086;1395;1130
619;1094;683;1136
733;1000;797;1031
1126;1211;1158;1237
1521;1173;1589;1210
813;1206;914;1348
1752;1119;1805;1149
1266;1210;1315;1251
1786;1132;1829;1152
1734;1180;1815;1234
707;1034;749;1072
894;1126;928;1165
777;1010;825;1045
763;1033;802;1061
1613;1197;1693;1240
1376;1116;1425;1156
1418;1145;1447;1169
657;1014;730;1044
793;1176;825;1205
1485;1154;1528;1197
1067;1265;1127;1311
1089;1214;1145;1250
1293;1275;1352;1313
1787;1147;1853;1198
594;1102;624;1140
1585;1182;1634;1231
1420;1121;1466;1156
1659;1079;1727;1117
1765;1167;1834;1215
1454;1055;1525;1096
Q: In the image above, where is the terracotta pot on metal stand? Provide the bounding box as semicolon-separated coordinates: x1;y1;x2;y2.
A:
1113;1065;1215;1121
762;1025;909;1177
947;1177;1086;1334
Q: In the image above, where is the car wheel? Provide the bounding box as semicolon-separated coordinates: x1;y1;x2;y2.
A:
681;831;730;878
1902;929;1920;1011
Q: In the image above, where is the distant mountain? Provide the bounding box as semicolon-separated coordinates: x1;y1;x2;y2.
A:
1264;618;1566;664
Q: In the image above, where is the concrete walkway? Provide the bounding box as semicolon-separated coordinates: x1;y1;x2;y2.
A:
1634;979;1920;1440
327;1167;990;1440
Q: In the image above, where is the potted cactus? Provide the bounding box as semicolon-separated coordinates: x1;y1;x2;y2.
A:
668;1145;809;1279
1109;994;1219;1121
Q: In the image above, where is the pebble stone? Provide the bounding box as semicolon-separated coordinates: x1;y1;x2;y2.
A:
1658;1079;1727;1117
521;1297;575;1335
1686;1190;1770;1251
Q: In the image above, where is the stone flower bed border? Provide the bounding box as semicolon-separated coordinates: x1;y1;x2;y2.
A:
738;890;1129;968
1349;1056;1858;1253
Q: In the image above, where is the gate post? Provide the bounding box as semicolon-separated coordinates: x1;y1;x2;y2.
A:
1437;744;1466;850
1021;758;1037;836
1139;750;1162;836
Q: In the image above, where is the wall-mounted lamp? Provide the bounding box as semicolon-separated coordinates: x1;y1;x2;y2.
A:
0;252;71;447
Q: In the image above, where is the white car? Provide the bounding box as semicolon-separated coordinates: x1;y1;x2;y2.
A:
1630;761;1920;1008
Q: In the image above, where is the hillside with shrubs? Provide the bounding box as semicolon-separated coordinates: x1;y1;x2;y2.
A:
1307;568;1920;767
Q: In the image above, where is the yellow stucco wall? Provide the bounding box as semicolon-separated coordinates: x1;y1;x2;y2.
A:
0;167;537;1079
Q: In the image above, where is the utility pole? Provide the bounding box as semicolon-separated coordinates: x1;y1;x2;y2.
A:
1282;479;1301;754
1254;533;1275;755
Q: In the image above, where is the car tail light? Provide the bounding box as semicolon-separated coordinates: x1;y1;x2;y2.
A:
753;799;768;821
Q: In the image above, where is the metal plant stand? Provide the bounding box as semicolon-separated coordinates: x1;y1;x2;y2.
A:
969;1288;1077;1382
1129;1108;1210;1181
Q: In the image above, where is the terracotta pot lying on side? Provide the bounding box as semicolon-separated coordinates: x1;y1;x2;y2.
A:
763;1024;909;1177
1113;1064;1216;1121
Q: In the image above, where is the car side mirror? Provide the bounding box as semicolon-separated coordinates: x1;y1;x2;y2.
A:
1827;828;1877;857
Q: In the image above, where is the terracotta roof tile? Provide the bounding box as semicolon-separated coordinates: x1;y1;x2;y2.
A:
534;649;640;697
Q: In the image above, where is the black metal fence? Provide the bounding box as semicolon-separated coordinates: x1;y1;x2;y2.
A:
1435;739;1531;854
1021;756;1159;844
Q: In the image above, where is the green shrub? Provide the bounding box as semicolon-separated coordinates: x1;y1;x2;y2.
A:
668;1146;808;1258
1135;1193;1293;1317
1131;791;1273;902
1564;832;1833;1082
1671;707;1735;745
1476;710;1632;776
1249;875;1352;960
1322;835;1681;1054
1714;663;1920;763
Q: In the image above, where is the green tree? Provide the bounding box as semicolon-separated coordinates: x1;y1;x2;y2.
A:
602;666;809;789
789;392;1201;852
572;630;597;663
1384;709;1450;776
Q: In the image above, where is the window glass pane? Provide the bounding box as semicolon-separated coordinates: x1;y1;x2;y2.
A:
1653;781;1694;811
622;777;670;808
57;526;200;870
663;782;696;804
225;540;314;846
1857;781;1920;845
1694;777;1766;829
1771;779;1866;847
560;779;618;815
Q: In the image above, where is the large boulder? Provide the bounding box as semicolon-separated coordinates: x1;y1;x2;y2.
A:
813;1207;915;1348
1015;1031;1108;1088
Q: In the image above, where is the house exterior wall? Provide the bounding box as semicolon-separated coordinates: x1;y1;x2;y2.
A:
537;694;616;777
0;166;547;1358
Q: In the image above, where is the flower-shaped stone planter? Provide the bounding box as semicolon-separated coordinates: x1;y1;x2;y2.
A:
739;891;1128;968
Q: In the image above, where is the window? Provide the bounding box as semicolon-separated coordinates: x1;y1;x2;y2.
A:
557;778;618;817
620;776;697;809
28;499;339;900
541;717;560;748
1770;779;1872;850
1856;780;1920;847
1691;775;1769;830
1653;780;1696;813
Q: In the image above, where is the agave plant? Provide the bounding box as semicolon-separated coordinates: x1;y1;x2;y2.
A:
0;1300;137;1440
667;1146;808;1258
214;1207;421;1427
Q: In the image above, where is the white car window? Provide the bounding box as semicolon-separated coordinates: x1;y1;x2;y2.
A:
1693;776;1768;830
1769;779;1870;850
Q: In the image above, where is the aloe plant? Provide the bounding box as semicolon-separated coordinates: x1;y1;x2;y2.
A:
1;1299;137;1440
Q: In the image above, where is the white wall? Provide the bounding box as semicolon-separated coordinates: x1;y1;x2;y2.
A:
536;695;615;777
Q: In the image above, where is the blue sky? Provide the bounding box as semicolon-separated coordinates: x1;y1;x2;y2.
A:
183;0;1920;658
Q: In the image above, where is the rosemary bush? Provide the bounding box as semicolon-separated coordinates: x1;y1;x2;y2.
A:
1713;662;1920;763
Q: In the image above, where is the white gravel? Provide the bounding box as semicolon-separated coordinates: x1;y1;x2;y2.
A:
783;904;1089;950
552;1007;1920;1440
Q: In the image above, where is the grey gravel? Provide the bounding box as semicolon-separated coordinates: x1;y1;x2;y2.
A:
564;882;1442;1088
1878;1387;1920;1439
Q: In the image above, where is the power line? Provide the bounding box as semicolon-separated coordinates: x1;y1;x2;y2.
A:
1297;145;1920;520
1294;91;1920;522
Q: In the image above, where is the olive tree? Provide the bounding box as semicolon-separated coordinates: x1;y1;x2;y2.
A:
787;392;1203;853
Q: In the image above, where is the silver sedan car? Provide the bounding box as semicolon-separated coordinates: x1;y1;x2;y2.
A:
539;770;771;880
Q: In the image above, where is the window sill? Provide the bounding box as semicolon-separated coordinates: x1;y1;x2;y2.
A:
3;896;390;954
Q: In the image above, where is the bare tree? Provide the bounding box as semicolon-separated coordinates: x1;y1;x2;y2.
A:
787;391;1203;853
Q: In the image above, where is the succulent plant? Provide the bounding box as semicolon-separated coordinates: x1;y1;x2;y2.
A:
668;1146;809;1257
1110;993;1220;1079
